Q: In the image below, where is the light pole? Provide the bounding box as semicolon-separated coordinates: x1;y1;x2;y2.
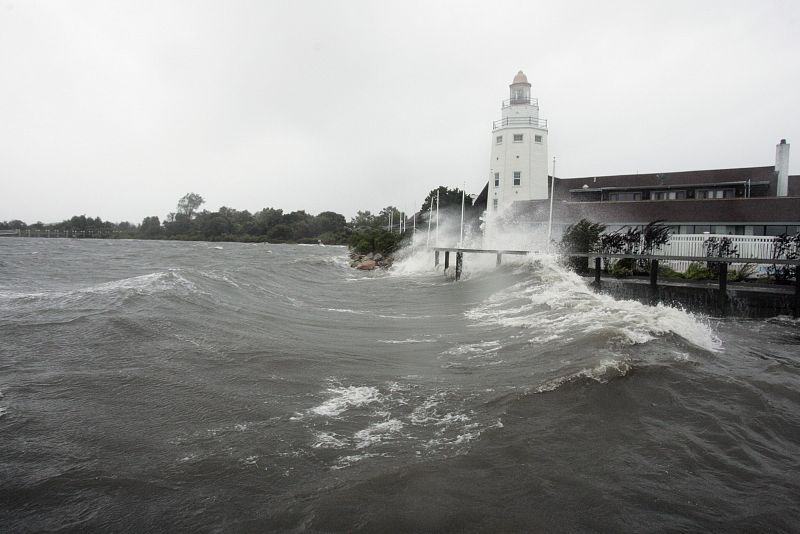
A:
547;156;556;249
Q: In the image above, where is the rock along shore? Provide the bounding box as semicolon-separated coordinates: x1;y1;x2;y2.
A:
350;252;393;270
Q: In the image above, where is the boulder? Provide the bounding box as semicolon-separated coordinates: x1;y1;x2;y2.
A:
373;253;383;262
366;252;374;260
357;259;377;270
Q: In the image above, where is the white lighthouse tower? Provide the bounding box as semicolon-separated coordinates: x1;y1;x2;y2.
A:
488;71;549;214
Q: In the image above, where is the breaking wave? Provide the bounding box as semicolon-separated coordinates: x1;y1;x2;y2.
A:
463;255;722;353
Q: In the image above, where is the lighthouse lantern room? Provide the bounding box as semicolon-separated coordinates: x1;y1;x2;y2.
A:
489;70;549;212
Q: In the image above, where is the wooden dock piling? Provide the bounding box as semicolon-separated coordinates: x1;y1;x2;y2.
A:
795;266;800;318
649;259;659;304
718;263;729;316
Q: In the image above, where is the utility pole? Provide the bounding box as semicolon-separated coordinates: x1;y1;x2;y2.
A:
435;190;440;247
426;203;432;247
548;156;556;248
459;184;466;248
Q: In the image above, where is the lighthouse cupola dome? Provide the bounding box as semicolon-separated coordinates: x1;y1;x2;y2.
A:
512;70;530;85
509;70;531;104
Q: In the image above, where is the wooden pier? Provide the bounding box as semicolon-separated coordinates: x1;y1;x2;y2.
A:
431;247;800;318
433;247;534;282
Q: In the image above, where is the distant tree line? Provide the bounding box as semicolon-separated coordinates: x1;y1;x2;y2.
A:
1;187;480;248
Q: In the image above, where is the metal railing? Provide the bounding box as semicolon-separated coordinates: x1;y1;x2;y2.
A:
502;97;538;108
492;117;548;130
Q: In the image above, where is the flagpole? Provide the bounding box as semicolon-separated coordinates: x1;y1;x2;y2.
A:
459;185;465;248
548;157;556;249
435;190;440;247
426;203;432;247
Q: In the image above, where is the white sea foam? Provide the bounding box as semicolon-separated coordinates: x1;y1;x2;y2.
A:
442;340;501;356
312;431;348;449
377;338;437;344
198;270;241;288
0;271;196;302
309;385;381;417
301;381;495;464
325;308;366;314
467;255;722;353
332;453;382;469
354;419;404;449
534;358;633;393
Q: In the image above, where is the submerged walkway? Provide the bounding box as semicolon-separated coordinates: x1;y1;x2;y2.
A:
430;247;800;317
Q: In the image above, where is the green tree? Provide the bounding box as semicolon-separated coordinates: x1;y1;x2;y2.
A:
420;186;472;214
351;210;379;229
177;193;205;219
348;227;403;255
377;206;402;229
560;219;606;273
312;211;347;235
268;223;293;241
254;208;284;234
140;216;162;238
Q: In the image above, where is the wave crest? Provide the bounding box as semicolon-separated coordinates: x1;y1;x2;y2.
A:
467;256;722;353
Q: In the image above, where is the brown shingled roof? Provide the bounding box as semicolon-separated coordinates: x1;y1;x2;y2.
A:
513;196;800;225
554;166;777;199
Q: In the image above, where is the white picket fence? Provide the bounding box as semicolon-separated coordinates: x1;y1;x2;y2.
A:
650;234;777;272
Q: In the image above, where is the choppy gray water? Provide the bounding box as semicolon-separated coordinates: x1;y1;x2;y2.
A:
1;238;799;532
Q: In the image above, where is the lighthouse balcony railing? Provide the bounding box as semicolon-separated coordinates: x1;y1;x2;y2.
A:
492;117;548;130
502;97;538;108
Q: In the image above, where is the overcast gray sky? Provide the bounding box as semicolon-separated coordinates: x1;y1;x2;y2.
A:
1;0;798;224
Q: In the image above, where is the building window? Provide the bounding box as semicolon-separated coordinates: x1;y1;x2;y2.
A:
534;135;542;143
494;172;500;187
766;225;788;236
652;190;686;200
496;135;503;144
513;171;521;186
697;188;734;199
492;198;498;210
513;134;523;142
607;192;642;201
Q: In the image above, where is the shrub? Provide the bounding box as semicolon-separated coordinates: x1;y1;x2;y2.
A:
704;236;739;276
729;263;757;282
685;262;714;280
348;228;403;256
609;261;633;277
657;265;683;279
560;219;606;273
768;232;800;284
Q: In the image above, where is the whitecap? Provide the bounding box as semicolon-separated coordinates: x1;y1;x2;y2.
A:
467;255;722;353
309;385;381;417
534;358;633;393
354;419;404;449
377;338;437;344
312;431;348;449
332;453;382;469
